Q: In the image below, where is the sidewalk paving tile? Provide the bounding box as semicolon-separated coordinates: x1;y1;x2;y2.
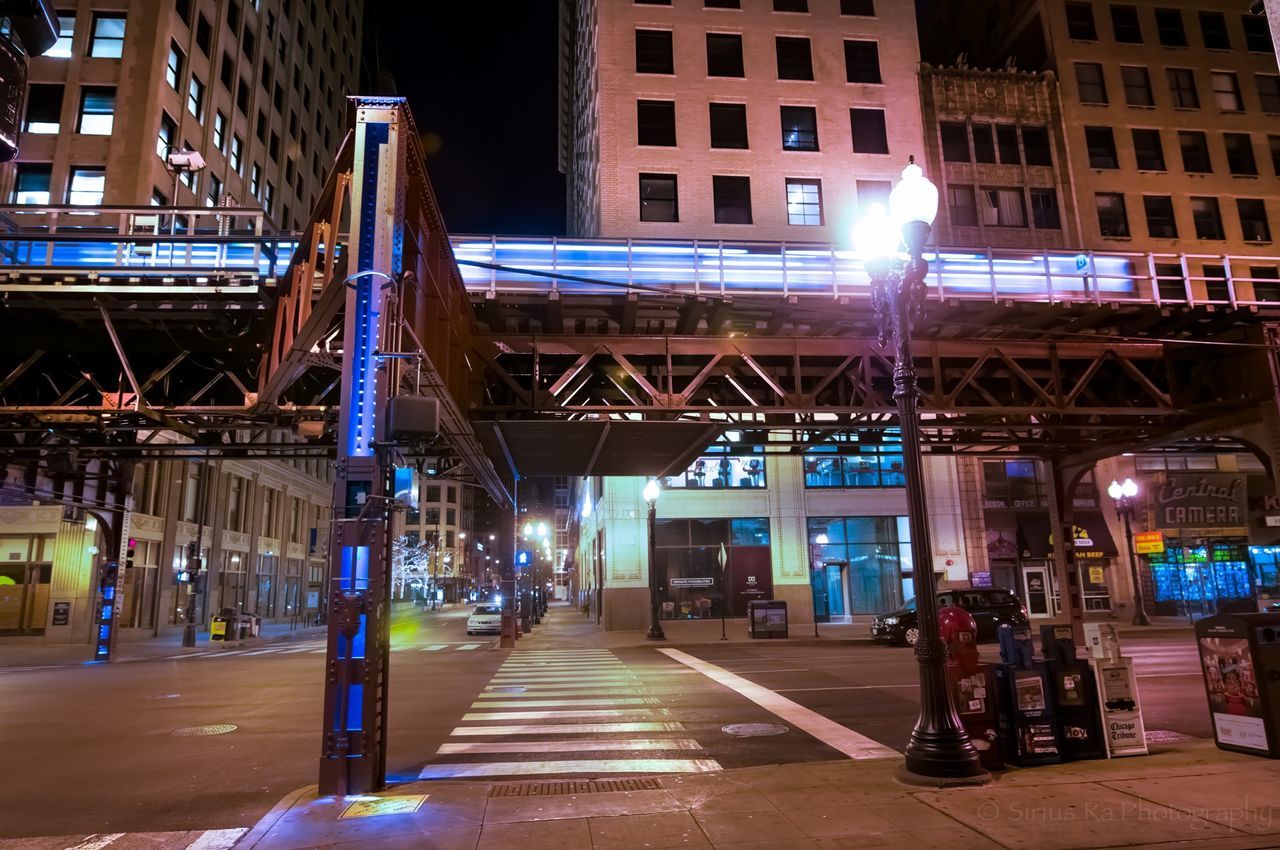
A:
477;816;592;850
811;826;1005;849
781;804;903;838
586;811;712;849
864;799;968;831
482;789;685;824
692;810;809;844
1101;776;1280;835
328;825;480;850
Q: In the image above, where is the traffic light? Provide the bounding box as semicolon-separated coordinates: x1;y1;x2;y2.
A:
124;538;136;570
99;560;120;600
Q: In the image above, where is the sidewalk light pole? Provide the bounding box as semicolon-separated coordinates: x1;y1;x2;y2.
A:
1108;478;1151;626
643;478;665;640
853;158;987;783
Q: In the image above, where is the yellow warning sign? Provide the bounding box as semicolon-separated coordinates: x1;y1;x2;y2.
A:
210;620;226;637
340;794;428;819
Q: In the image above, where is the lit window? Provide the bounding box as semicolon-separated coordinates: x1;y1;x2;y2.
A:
250;163;261;196
166;41;184;90
1211;72;1243;112
207;174;222;207
13;164;52;204
213;111;227;150
785;178;822;225
88;13;126;58
48;14;74;59
157;111;176;159
264;181;275;214
77;87;115;135
67;167;106;205
24;85;63;134
187;75;205;121
230;135;244;173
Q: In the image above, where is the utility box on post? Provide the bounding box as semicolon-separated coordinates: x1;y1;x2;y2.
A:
1083;623;1148;758
1040;624;1106;761
994;625;1061;766
747;600;787;639
1195;612;1280;758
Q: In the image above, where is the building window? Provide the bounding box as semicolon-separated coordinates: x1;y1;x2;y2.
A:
1199;11;1230;49
207;173;222;206
1075;62;1107;104
230;135;244;172
1143;195;1177;237
940;122;970;161
195;13;211;54
1154;7;1187;46
712;175;752;224
849;108;888;154
972;123;996;163
187;75;205;121
639;173;678;222
1238;199;1271;242
840;0;874;14
88;13;125;58
804;452;905;488
704;0;739;7
635;30;674;74
774;0;807;11
996;125;1020;164
1030;188;1061;229
1120;66;1153;106
1257;75;1280;113
213;110;227;150
24;84;63;134
843;40;880;83
1095;192;1130;237
1212;72;1243;112
1190;196;1224;239
166;41;184;90
775;37;813;80
948;184;978;226
1252;266;1280;301
67;166;106;205
1271;136;1280;175
709;103;748;149
855;179;890;215
157;111;176;159
250;163;261;196
1131;129;1165;170
48;13;74;58
263;181;274;214
1178;131;1212;173
1110;5;1142;42
705;33;743;77
1085;126;1119;168
1022;125;1052;165
780;105;818;151
980;187;1027;227
76;86;115;135
1242;14;1275;53
635;0;672;4
13;164;52;204
237;79;250;115
785;178;822;225
1224;133;1257;176
220;52;234;90
1167;68;1199;108
636;100;676;146
1065;2;1097;39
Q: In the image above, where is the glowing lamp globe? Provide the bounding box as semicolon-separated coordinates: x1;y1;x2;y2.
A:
642;478;661;504
852;203;900;261
888;160;939;228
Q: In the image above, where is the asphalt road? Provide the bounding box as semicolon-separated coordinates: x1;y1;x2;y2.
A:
0;609;1213;845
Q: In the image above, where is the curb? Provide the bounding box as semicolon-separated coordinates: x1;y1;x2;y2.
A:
235;784;315;849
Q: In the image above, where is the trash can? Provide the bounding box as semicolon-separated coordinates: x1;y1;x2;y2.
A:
247;614;261;638
237;613;251;640
1195;612;1280;757
747;600;788;639
210;608;235;643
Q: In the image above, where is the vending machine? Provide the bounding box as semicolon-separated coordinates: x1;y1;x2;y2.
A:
1082;623;1148;758
940;606;1002;770
1194;613;1280;758
993;625;1061;766
1040;625;1106;761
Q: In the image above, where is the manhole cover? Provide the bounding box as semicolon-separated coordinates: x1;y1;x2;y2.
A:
171;724;237;737
491;686;526;693
1145;729;1194;744
721;723;789;738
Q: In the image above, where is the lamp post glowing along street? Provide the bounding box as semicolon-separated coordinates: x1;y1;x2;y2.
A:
643;478;665;641
853;158;987;783
1108;478;1151;626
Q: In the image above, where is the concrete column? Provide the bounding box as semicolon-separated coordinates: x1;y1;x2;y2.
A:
600;476;649;631
766;452;814;626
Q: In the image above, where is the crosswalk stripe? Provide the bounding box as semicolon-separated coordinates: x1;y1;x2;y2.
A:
202;650;249;658
185;828;250;850
309;649;327;653
458;643;481;651
473;697;659;708
66;834;126;850
490;674;636;682
238;649;282;656
419;758;721;779
423;644;448;651
462;709;665;721
499;664;627;672
451;722;684;735
482;685;648;694
278;646;316;654
438;738;702;754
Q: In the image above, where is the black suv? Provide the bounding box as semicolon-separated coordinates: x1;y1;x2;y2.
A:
871;588;1029;646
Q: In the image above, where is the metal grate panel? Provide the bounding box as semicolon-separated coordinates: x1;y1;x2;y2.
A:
489;777;663;798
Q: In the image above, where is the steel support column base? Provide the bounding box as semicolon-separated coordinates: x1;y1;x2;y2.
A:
645;626;666;641
1132;612;1152;626
902;732;990;782
181;623;196;647
499;635;515;648
898;764;992;788
318;755;379;798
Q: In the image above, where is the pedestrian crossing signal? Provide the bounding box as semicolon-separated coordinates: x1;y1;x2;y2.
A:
516;550;532;569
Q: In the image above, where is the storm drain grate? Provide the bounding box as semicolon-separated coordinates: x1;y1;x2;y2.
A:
489;777;663;798
1145;729;1195;744
171;724;238;737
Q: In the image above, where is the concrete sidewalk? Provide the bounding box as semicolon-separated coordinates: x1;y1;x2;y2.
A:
238;741;1280;850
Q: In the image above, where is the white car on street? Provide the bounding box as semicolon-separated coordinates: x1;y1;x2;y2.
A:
466;604;503;635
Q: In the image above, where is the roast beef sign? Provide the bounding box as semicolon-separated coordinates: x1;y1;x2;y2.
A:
1155;474;1247;535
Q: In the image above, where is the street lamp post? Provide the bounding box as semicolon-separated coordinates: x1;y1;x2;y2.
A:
1108;478;1151;626
643;479;665;640
854;158;987;783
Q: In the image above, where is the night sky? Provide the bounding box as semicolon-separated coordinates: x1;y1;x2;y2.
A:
375;3;567;237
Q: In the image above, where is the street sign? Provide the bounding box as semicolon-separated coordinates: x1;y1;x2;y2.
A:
670;577;715;588
1134;531;1164;555
516;549;532;569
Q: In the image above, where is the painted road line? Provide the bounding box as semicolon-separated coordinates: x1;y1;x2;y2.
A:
473;698;660;708
185;828;250;850
451;722;685;735
201;650;250;658
499;663;627;670
164;654;208;659
489;676;639;685
477;689;647;698
438;738;702;754
278;646;318;654
457;644;482;650
776;684;918;692
309;649;328;653
659;647;898;760
66;835;125;850
461;708;666;721
238;649;284;656
418;758;721;779
490;672;636;680
422;644;448;651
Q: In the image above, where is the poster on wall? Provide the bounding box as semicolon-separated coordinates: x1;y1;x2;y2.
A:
1198;635;1269;752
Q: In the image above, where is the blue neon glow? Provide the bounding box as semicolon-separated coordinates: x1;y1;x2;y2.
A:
346;683;364;731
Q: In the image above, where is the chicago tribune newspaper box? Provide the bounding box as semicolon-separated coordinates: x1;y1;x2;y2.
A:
1082;623;1148;757
1195;612;1280;758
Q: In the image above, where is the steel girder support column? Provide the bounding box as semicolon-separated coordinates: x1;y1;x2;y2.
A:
1046;460;1090;648
318;98;407;797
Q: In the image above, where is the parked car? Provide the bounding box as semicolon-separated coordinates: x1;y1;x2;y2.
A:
466;604;503;635
871;588;1029;646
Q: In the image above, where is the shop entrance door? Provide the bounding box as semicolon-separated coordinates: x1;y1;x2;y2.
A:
1023;565;1053;617
0;563;52;634
811;563;831;623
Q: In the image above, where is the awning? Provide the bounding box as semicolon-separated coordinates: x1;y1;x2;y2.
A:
476;420;722;479
1017;510;1118;560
